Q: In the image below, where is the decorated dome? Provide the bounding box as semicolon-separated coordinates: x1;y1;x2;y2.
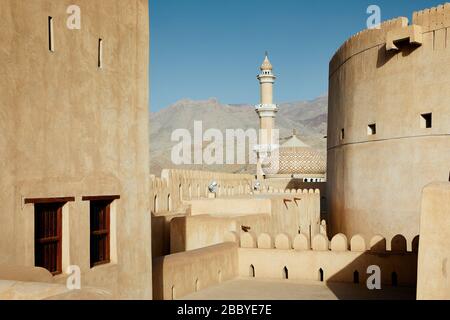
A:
263;130;326;175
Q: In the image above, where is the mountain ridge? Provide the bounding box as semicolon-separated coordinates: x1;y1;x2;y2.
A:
149;96;328;175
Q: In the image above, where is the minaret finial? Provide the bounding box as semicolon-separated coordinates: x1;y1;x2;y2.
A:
265;50;268;57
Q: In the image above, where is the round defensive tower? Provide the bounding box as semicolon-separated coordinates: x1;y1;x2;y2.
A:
327;5;450;245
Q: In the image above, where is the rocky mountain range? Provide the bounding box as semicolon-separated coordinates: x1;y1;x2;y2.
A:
149;95;328;175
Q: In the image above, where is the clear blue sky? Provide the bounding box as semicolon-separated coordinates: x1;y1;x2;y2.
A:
150;0;442;111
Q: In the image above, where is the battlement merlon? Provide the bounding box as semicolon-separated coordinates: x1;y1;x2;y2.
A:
330;3;450;76
413;3;450;32
386;25;423;51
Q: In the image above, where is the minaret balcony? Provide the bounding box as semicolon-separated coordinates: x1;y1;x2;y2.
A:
255;104;278;116
256;74;276;83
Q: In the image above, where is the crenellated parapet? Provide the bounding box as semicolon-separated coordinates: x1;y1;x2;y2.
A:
150;169;254;215
327;3;450;245
229;231;419;254
330;17;408;76
412;3;450;32
330;3;450;76
256;187;321;195
234;232;419;286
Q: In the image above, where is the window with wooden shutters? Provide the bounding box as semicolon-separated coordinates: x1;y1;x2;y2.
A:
34;203;63;275
90;200;111;267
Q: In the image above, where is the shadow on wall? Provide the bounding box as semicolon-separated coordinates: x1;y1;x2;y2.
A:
152;255;165;300
151;212;189;258
376;41;420;68
285;180;325;193
326;235;418;300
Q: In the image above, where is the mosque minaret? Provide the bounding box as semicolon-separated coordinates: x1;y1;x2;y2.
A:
254;53;326;183
255;52;278;179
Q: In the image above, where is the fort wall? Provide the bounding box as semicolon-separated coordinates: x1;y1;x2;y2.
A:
168;189;321;253
327;4;450;242
232;232;418;287
150;169;254;215
0;0;151;298
152;242;238;300
154;229;418;300
150;169;254;257
417;182;450;299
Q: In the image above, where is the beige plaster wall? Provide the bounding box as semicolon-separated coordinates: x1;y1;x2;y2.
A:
0;280;112;300
170;214;271;253
327;6;450;243
169;191;321;252
0;265;54;283
152;242;238;300
150;169;254;215
417;182;450;300
150;169;254;257
188;198;272;216
238;232;418;286
0;0;151;299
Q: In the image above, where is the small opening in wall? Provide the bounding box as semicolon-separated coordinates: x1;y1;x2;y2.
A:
319;268;324;282
98;39;103;68
283;266;289;280
249;264;255;278
420;113;432;129
340;128;345;140
195;279;200;292
353;270;359;284
167;194;172;211
153;195;158;214
391;272;398;287
48;17;54;52
367;123;377;136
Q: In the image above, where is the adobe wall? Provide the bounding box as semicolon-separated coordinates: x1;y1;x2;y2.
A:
152;242;238;300
0;0;151;298
188;198;272;216
0;279;112;300
327;5;450;242
0;265;54;284
150;169;254;215
150;169;254;257
234;232;418;287
417;182;450;299
169;189;321;253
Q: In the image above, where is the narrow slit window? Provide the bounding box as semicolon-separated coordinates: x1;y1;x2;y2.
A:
340;128;345;140
249;264;255;277
367;123;377;136
420;113;432;129
283;266;289;280
98;39;103;68
319;268;324;282
48;17;54;52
